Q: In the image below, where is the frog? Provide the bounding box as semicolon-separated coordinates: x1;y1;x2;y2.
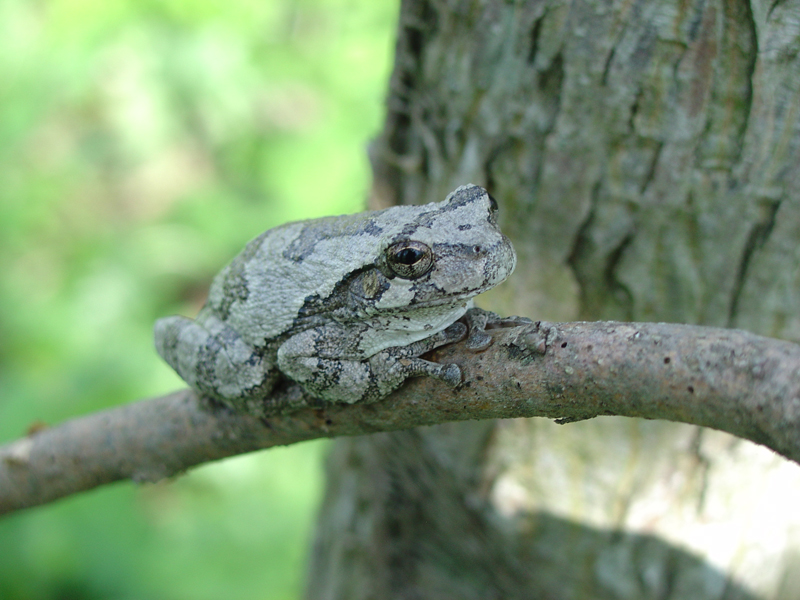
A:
154;183;516;415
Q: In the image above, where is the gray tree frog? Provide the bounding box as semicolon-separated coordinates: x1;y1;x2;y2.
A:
154;184;516;414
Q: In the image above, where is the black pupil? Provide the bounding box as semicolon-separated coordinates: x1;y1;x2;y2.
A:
395;248;422;265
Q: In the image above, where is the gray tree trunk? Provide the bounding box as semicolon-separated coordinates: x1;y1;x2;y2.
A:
306;0;800;598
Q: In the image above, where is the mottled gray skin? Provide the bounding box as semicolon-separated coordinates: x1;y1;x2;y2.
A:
154;184;516;414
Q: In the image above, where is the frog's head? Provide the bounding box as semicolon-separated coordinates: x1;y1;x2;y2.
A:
355;184;516;312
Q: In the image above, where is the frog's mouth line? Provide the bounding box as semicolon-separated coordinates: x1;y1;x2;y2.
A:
377;293;477;316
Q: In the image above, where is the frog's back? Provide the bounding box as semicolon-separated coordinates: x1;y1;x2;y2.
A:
202;208;407;345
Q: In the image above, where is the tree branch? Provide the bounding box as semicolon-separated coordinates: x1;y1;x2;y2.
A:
2;320;799;516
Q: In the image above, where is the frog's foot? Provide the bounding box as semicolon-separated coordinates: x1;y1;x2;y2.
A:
368;356;462;401
395;357;462;386
461;308;534;351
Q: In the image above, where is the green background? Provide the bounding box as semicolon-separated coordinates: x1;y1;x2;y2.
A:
0;0;398;597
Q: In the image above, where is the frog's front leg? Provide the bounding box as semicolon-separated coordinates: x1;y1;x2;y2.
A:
154;314;277;407
277;322;467;404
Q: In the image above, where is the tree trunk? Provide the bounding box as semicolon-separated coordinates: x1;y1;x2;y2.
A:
306;0;800;598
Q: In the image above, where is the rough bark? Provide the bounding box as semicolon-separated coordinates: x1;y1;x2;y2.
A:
307;0;800;598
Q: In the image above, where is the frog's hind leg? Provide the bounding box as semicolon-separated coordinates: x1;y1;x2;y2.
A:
154;314;274;407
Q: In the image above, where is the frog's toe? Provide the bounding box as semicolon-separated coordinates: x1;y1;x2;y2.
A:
436;363;462;387
465;329;493;351
442;321;468;342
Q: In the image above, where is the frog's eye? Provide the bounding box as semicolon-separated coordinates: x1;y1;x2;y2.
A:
386;241;433;279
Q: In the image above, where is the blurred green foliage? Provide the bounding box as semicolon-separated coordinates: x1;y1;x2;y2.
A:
0;0;398;597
